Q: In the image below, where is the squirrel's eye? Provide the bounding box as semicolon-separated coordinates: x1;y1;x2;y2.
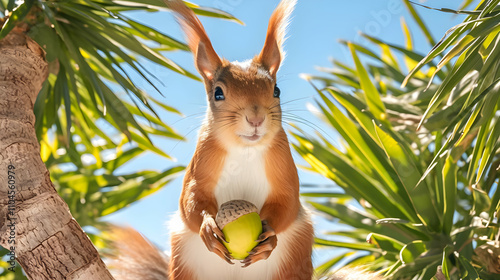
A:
273;84;280;98
214;86;225;101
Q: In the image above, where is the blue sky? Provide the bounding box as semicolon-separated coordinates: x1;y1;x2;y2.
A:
103;0;476;262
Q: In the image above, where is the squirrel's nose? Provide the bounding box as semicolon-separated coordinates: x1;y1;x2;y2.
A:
246;116;265;127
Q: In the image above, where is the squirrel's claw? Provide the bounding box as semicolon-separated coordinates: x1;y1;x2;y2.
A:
241;237;276;267
200;215;234;264
257;220;276;242
241;220;277;267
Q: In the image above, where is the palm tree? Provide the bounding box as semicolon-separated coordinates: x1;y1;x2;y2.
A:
295;0;499;279
0;0;239;279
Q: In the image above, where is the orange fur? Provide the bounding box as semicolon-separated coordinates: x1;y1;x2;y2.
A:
169;234;196;279
179;133;226;232
165;0;221;79
207;61;281;147
107;226;170;280
274;216;314;279
257;0;296;76
261;129;300;233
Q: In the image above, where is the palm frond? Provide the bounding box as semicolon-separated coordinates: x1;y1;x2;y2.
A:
297;1;500;278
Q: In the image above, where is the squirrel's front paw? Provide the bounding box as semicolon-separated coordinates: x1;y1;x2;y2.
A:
241;220;277;267
200;213;234;264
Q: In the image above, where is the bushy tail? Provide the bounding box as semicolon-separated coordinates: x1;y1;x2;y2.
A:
106;226;169;280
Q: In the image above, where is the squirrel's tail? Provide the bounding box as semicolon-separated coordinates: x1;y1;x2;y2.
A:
106;226;169;280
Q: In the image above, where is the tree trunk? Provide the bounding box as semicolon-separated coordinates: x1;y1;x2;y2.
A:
0;31;114;280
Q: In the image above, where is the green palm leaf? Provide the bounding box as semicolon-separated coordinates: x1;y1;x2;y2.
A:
296;1;499;278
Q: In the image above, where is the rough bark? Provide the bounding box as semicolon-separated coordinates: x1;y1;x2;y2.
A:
0;31;114;280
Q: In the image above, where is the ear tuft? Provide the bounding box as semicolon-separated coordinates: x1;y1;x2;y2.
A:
166;0;221;80
257;0;296;77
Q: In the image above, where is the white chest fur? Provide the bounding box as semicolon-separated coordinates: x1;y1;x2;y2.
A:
213;146;270;211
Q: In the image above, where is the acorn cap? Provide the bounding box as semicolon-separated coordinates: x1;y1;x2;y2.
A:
215;200;259;229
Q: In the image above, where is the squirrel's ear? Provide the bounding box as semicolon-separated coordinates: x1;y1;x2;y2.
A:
257;0;296;77
167;0;221;80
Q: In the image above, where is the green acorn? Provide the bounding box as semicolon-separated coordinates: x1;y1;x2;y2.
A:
215;200;263;260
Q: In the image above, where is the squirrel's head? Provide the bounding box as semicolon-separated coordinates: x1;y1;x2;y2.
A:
167;0;296;147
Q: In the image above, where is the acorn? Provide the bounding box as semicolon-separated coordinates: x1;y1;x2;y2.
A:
215;200;263;260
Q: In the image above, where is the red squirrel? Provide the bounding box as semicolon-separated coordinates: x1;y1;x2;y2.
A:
109;0;314;279
108;1;385;279
166;0;313;279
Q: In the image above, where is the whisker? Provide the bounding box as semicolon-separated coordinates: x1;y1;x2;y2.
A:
217;121;237;135
170;112;206;126
281;120;340;147
280;113;339;145
276;74;295;84
280;95;315;106
213;107;243;117
281;109;311;113
167;123;203;154
268;95;314;111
